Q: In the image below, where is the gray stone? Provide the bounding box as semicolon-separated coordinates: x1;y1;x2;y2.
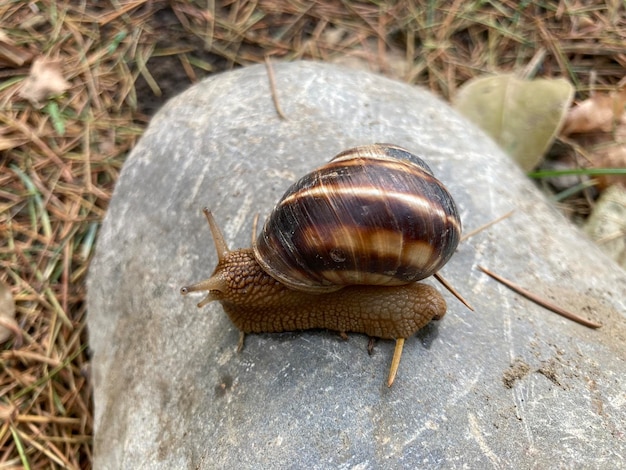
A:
88;62;626;469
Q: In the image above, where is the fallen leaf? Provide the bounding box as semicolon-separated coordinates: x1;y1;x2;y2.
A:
560;91;626;189
561;87;626;136
593;129;626;189
18;56;70;103
0;280;18;343
453;74;574;171
583;185;626;269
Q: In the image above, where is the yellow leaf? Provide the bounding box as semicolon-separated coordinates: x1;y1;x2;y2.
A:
453;74;574;171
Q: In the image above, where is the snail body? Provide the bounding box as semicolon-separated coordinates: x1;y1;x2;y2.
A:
181;144;461;386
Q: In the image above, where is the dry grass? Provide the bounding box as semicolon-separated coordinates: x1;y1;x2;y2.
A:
0;0;624;467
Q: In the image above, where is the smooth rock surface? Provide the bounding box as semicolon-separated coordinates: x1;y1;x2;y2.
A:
88;61;626;469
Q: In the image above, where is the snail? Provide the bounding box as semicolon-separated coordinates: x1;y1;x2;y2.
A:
181;143;462;386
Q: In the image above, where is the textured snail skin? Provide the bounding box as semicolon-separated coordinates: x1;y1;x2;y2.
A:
180;216;447;387
196;248;446;338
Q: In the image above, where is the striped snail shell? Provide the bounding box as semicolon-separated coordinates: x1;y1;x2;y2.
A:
252;143;462;293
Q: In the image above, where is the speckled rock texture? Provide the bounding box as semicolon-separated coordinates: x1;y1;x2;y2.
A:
87;61;626;469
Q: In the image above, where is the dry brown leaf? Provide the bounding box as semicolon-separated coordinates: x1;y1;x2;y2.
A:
561;87;626;136
560;91;626;189
593;121;626;189
18;56;70;103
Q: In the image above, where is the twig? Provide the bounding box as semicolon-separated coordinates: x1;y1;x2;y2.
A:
477;266;602;329
461;210;514;242
432;209;513;312
265;55;287;120
434;272;474;311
